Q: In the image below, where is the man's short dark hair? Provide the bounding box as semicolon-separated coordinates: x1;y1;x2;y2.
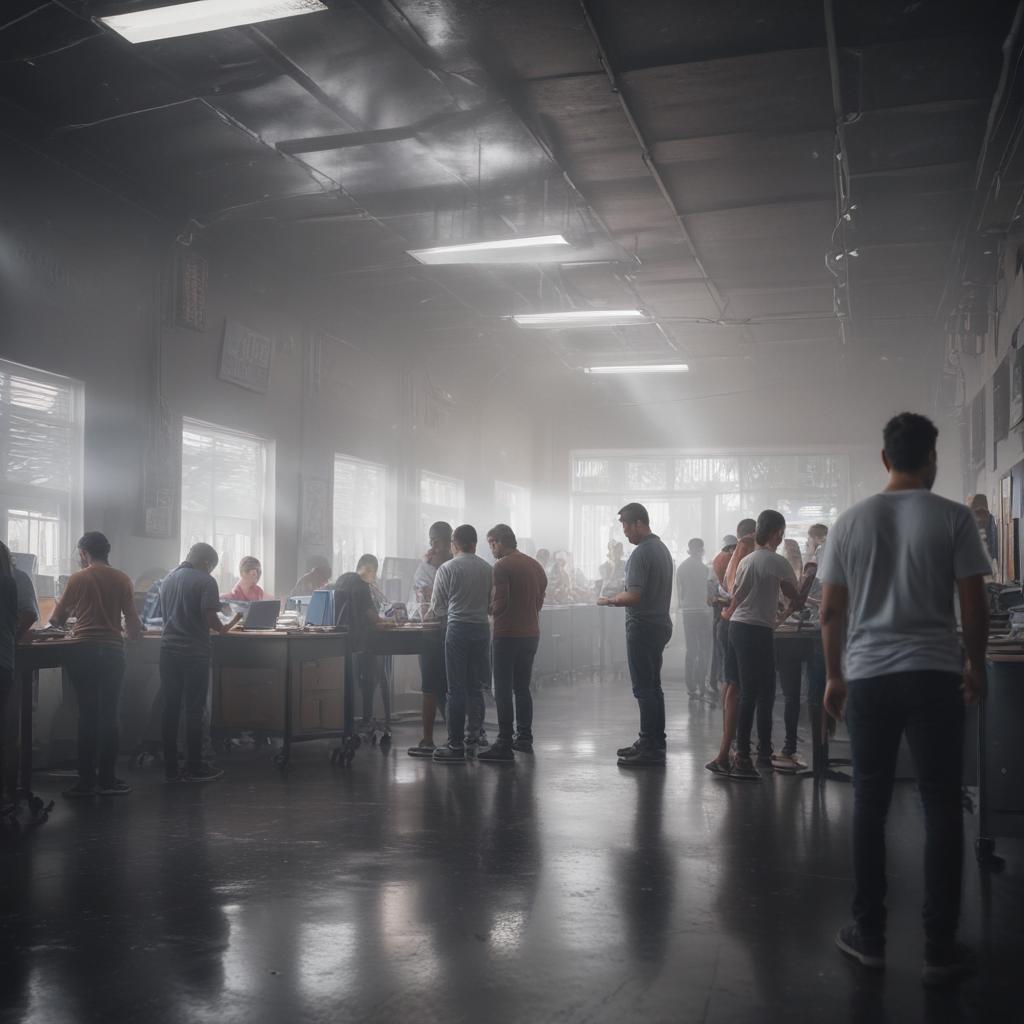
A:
429;521;453;541
618;502;650;526
487;524;517;549
883;412;938;472
453;524;477;549
186;542;219;570
808;523;829;539
356;553;378;572
306;554;331;573
755;510;786;546
77;531;111;561
736;518;756;538
687;538;704;554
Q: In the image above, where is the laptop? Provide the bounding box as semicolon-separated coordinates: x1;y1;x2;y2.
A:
304;589;335;628
241;599;282;631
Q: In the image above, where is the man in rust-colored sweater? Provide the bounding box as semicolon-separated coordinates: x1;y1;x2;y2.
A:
479;524;547;762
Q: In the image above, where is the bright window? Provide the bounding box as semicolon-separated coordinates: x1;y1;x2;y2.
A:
420;471;464;538
180;419;270;593
494;481;531;538
333;454;387;574
0;359;83;578
571;450;848;579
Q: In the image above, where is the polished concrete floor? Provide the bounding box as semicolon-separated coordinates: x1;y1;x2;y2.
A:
1;654;1021;1024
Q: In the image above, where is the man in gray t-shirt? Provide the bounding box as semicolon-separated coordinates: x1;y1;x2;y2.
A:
157;543;232;783
599;502;674;766
820;413;989;983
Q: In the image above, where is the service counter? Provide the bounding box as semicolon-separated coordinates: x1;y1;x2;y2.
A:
536;604;605;680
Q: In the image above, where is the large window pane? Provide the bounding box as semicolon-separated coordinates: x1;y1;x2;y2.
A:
181;420;269;593
0;360;83;579
420;471;464;539
334;454;387;574
495;480;531;538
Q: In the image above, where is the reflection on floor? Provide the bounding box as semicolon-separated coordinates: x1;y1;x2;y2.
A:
1;656;1021;1024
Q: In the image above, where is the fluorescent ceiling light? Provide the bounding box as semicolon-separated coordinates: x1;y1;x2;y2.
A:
408;234;570;265
584;363;689;375
512;309;651;328
100;0;327;44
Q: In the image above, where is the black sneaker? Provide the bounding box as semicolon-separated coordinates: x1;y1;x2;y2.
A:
512;738;534;754
729;755;761;781
63;782;97;799
617;745;666;767
616;739;642;758
407;742;436;758
478;742;514;763
705;758;731;777
755;746;773;766
432;745;466;764
835;923;885;969
922;942;977;987
184;763;224;783
96;778;132;796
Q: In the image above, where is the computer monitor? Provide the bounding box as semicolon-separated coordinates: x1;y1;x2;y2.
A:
241;599;281;630
304;589;335;627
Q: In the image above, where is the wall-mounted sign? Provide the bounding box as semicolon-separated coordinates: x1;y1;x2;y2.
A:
219;319;272;393
175;252;208;331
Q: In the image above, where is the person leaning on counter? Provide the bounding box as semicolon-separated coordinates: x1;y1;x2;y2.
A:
49;531;142;799
156;542;237;784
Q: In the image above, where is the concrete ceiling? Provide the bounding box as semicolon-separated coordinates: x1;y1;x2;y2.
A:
1;0;1021;386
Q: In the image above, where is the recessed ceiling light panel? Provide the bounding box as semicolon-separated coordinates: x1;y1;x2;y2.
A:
100;0;327;44
513;309;651;328
408;234;570;265
583;363;689;375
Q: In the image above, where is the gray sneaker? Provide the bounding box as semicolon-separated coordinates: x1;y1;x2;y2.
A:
432;745;466;764
478;742;514;763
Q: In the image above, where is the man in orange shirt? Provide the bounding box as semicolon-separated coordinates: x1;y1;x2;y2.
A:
50;531;142;798
706;519;756;776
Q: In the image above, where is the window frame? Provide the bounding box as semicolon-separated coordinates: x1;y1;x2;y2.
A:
0;358;84;579
332;452;389;575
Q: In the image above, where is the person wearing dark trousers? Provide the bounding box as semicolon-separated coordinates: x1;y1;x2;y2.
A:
726;510;803;781
772;637;813;772
821;412;991;987
430;525;493;764
407;522;453;758
157;543;235;783
49;532;143;798
676;537;714;701
479;524;548;762
600;503;674;767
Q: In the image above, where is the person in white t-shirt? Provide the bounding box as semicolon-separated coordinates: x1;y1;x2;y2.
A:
726;509;804;780
820;412;990;984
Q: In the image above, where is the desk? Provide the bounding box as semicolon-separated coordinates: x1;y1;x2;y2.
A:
974;652;1024;868
211;630;350;769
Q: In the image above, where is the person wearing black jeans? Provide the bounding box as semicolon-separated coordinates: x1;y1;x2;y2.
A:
49;531;142;797
725;510;803;780
156;543;234;783
773;636;813;771
429;525;493;764
480;524;548;762
600;503;674;767
821;412;991;986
